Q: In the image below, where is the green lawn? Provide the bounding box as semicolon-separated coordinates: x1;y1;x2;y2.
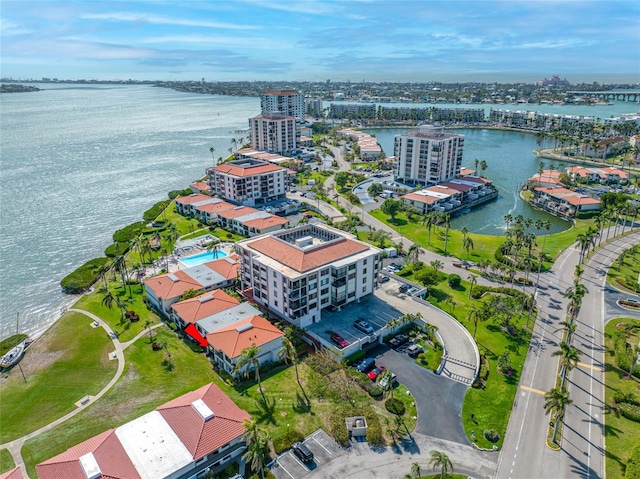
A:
370;209;594;264
0;449;15;474
0;312;116;444
22;326;214;478
603;319;640;479
606;249;640;294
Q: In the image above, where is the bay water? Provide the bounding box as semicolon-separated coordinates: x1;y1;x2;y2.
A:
1;84;636;339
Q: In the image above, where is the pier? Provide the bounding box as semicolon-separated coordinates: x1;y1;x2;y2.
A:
569;90;640;103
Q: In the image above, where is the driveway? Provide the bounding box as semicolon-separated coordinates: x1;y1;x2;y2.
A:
370;344;469;444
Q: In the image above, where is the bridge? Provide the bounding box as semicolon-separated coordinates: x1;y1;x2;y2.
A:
569;90;640;102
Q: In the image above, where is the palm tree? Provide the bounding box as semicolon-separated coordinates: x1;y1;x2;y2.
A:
234;343;264;396
407;243;424;265
242;419;270;479
441;213;451;253
463;235;474;258
479;160;488;176
278;336;300;384
410;461;422;478
102;290;115;310
467;273;477;299
430;259;443;273
544;387;573;445
467;305;483;339
423;212;438;246
552;342;580;388
428;450;453;479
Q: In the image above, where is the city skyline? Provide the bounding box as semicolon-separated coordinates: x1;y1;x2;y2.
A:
1;0;639;83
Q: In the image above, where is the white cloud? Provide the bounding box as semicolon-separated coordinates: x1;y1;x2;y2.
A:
80;12;260;30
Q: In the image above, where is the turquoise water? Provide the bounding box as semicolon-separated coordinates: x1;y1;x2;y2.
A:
179;250;228;268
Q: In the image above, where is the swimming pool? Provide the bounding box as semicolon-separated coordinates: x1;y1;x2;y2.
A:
179;250;227;268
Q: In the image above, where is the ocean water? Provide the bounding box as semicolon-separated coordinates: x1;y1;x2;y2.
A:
1;85;636;340
0;84;259;340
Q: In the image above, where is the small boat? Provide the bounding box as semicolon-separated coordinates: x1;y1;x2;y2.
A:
0;340;26;369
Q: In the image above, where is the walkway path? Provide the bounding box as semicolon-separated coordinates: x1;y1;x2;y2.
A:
0;309;164;478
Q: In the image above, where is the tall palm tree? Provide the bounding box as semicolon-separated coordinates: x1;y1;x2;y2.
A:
428;450;453;479
463;236;474;258
544;387;573;445
278;336;300;384
209;146;216;167
407;243;424;265
102;290;115;311
410;461;422;478
234;343;264;396
467;274;477;299
242;419;270;479
552;343;580;388
430;260;443;273
441;213;451;253
467;305;483;339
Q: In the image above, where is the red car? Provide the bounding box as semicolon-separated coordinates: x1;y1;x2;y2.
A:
330;333;348;349
367;366;386;381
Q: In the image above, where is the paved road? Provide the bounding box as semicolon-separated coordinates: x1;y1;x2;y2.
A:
496;230;640;479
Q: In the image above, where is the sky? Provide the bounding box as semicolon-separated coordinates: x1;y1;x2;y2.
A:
1;0;639;84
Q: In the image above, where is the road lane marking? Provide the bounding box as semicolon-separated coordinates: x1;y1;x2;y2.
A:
578;361;602;371
520;385;545;396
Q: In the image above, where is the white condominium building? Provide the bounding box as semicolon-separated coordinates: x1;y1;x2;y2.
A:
393;125;464;186
236;224;382;328
208;158;288;206
261;89;305;120
249;111;299;155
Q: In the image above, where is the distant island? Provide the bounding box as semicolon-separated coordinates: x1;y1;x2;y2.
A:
1;83;41;93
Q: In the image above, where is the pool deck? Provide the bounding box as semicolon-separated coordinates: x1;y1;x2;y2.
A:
144;243;236;276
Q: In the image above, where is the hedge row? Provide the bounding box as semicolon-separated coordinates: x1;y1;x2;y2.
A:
60;257;110;293
143;200;171;222
470;285;529;301
113;221;147;243
613;331;640;378
105;241;131;257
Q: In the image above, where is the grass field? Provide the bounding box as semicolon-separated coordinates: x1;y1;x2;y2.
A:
0;312;116;444
606;248;640;294
603;319;640;479
0;449;15;474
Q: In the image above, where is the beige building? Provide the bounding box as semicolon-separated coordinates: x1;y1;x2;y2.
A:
249;111;299;155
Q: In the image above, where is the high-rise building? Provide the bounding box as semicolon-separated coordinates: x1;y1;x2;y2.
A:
261;89;305;119
249;111;299;154
393;125;464;186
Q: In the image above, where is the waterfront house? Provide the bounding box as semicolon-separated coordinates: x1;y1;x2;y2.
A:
36;383;250;479
217;205;289;237
189;181;211;195
175;194;219;217
206;315;284;376
532;186;601;219
170;289;241;329
566;166;628;184
526;170;564;188
193;199;236;224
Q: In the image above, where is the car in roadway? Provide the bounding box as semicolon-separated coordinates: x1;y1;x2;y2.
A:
354;319;374;334
367;366;386;381
330;333;348;349
355;357;375;373
389;334;409;348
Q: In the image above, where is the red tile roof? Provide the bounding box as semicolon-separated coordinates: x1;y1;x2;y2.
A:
175;194;212;205
36;430;140;479
157;383;250;460
206;315;284;359
0;468;23;479
213;163;283;177
195;201;235;215
203;254;241;280
144;270;203;300
190;182;210;191
218;206;260;220
243;215;288;230
264;89;299;95
171;289;240;324
247;236;369;272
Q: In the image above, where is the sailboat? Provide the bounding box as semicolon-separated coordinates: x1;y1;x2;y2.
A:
0;340;26;369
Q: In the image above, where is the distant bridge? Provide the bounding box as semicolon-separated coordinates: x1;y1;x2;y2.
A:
569;90;640;103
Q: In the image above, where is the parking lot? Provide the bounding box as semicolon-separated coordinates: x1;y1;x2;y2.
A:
271;429;346;479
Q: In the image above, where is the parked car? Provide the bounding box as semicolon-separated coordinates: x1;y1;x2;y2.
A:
399;284;410;293
378;371;397;389
389;334;409;348
330;333;348;349
292;442;314;463
367;366;386;381
354;319;374;334
379;275;390;284
355;357;375;373
407;344;424;358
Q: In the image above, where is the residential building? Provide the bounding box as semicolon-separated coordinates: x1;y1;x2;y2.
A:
207;158;289;206
175;194;219;216
189;181;211;195
338;128;383;161
36;383;250;479
144;255;241;315
532;186;601;219
249;111;299;155
401;176;496;215
526;170;565;188
217;205;288;237
393;125;464;185
567;166;629;183
306;97;323;117
236;224;382;328
261;89;305;120
170;288;241;329
207;315;284;375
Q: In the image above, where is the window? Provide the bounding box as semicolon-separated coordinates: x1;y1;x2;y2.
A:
309;302;317;309
348;292;356;298
362;286;367;292
274;300;278;307
348;264;356;271
363;259;368;265
363;268;367;274
321;269;329;276
321;297;329;304
320;278;329;286
321;288;329;295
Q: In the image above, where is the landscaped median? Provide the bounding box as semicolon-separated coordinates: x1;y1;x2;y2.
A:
0;449;15;475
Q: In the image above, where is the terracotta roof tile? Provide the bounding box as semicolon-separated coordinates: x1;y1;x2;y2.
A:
218;206;260;220
171;289;240;324
144;270;202;300
242;216;288;230
202;254;241;280
246;236;369;272
157;383;250;460
176;194;212;205
213;163;283;177
0;468;23;479
206;315;284;359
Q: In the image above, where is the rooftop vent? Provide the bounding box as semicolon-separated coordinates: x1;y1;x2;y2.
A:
236;323;254;333
167;274;179;282
198;295;214;303
79;452;101;479
294;235;314;248
191;399;215;421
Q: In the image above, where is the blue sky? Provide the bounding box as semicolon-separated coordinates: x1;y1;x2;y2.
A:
1;1;639;83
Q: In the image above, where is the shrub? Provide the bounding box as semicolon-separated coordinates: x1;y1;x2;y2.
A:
368;385;383;399
328;409;350;446
364;410;384;445
168;188;193;199
484;429;500;442
104;241;131;257
448;274;461;288
272;429;305;454
60;257;110;293
626;444;640;479
217;369;236;387
619;402;640;422
385;398;405;415
113;221;147;243
143;200;171;221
